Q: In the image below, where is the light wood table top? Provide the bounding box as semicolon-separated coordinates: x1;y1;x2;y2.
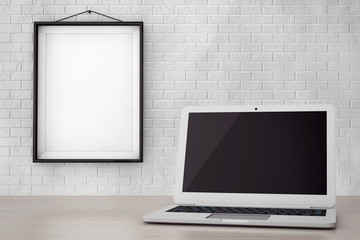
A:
0;196;359;240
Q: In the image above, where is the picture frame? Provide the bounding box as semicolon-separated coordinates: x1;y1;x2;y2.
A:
33;22;143;162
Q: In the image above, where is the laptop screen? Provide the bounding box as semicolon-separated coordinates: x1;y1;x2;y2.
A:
182;112;327;195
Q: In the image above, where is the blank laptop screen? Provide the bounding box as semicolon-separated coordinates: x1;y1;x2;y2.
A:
183;112;327;195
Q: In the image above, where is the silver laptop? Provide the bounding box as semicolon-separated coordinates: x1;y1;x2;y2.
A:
143;105;336;228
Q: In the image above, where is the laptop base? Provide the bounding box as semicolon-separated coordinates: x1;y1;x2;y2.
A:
143;205;336;229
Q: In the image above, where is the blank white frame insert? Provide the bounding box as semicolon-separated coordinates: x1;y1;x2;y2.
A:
34;23;142;161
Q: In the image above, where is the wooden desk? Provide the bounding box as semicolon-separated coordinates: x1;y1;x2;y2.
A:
0;196;358;240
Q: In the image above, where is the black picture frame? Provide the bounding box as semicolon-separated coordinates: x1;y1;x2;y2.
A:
33;22;143;163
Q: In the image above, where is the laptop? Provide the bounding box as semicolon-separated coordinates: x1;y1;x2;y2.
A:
143;105;336;228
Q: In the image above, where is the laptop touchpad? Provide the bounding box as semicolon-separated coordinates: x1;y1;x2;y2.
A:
207;214;270;221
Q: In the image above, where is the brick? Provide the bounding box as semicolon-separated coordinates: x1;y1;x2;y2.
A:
0;43;21;52
0;147;9;157
253;72;274;81
329;81;349;90
241;6;261;15
109;176;131;185
98;186;119;195
164;16;185;24
197;62;218;71
163;34;185;43
263;81;284;90
274;91;295;100
54;166;76;176
87;176;108;185
0;138;20;147
196;6;218;15
120;186;141;195
307;62;327;71
340;34;360;43
263;25;284;34
0;6;21;15
196;24;218;33
142;166;163;176
318;53;338;62
0;91;10;100
185;35;207;44
76;186;97;195
285;81;306;90
284;62;305;71
186;15;207;24
285;43;305;52
263;43;283;52
306;24;328;33
175;43;196;52
0;176;20;185
340;16;359;24
329;63;349;71
306;6;327;15
263;6;283;14
340;72;360;81
208;15;229;24
175;81;196;90
295;16;316;24
252;90;273;100
10;185;31;195
186;90;207;100
142;185;163;195
285;6;305;15
164;91;185;100
296;90;317;100
219;81;240;90
219;63;240;71
0;185;9;195
75;166;97;176
241;62;261;71
208;53;229;62
131;176;153;185
0;166;9;175
307;81;328;90
21;119;32;127
0;119;20;127
252;34;272;43
54;186;76;195
65;176;86;185
340;53;360;61
273;16;295;24
274;53;294;62
0;34;10;43
0;129;9;137
153;119;174;128
163;109;181;118
208;91;229;100
11;109;32;118
219;6;240;15
241;81;262;90
296;34;316;43
153;100;175;109
329;24;350;34
43;176;65;185
241;24;262;33
175;6;196;15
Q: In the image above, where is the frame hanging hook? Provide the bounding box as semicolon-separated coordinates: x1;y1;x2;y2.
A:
55;10;123;22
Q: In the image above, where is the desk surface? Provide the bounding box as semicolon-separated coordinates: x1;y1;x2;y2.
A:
0;196;359;240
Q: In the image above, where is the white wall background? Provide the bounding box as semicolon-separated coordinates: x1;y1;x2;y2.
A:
0;0;359;196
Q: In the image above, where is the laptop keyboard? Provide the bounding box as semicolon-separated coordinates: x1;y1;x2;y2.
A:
167;206;326;216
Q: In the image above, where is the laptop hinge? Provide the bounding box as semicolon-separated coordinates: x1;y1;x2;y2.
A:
193;204;312;209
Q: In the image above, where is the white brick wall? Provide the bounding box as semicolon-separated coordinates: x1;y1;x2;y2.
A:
0;0;359;195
